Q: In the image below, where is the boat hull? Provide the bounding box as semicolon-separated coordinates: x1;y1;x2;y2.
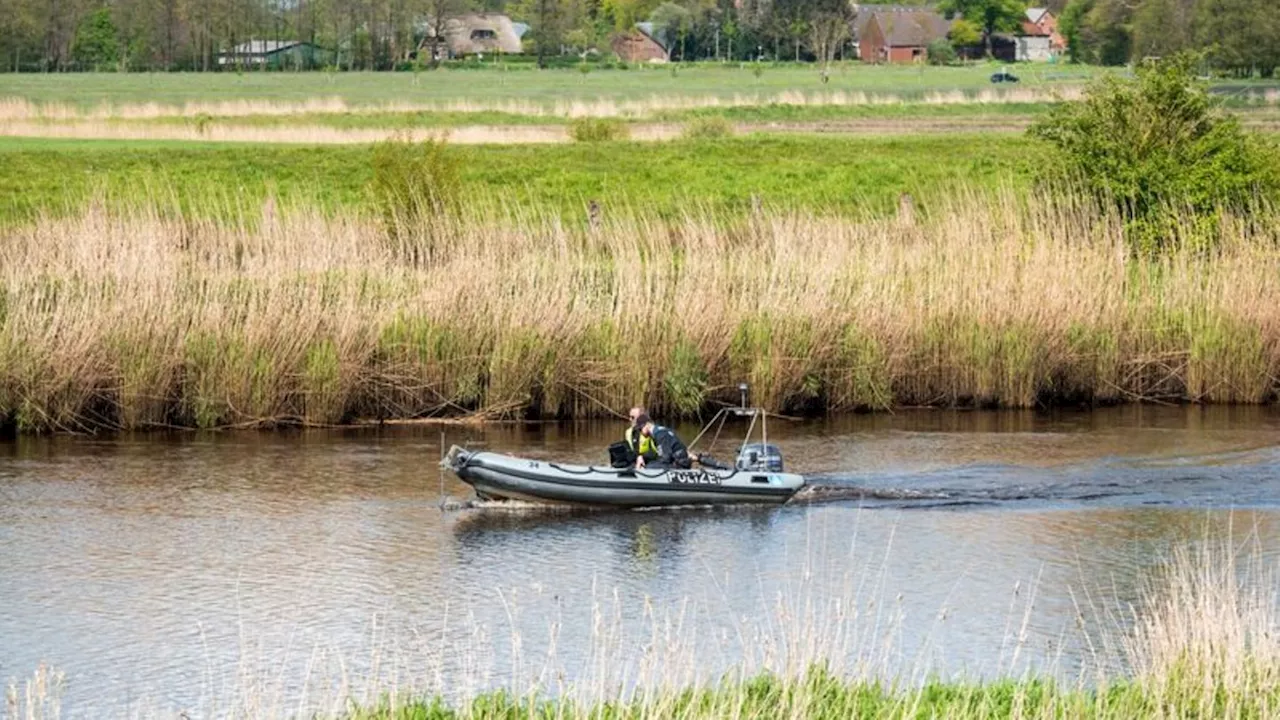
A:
446;447;803;507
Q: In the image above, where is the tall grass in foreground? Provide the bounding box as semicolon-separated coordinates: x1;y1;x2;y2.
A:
348;537;1277;719
1;191;1278;432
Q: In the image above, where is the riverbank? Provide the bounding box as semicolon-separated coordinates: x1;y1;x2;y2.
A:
345;674;1278;720
1;192;1277;433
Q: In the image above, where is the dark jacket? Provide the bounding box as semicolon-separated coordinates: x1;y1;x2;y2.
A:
648;425;692;469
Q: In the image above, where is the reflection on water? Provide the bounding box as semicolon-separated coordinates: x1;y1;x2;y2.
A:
1;406;1279;717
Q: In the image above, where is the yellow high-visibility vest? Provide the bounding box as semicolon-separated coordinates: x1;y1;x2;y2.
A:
625;426;656;456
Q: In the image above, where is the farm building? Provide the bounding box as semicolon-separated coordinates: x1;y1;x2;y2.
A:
216;41;331;69
857;8;953;64
612;23;669;63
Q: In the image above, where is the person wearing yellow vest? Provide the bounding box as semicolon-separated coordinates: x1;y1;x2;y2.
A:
625;407;658;463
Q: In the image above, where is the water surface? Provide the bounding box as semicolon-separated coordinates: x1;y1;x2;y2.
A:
2;405;1279;717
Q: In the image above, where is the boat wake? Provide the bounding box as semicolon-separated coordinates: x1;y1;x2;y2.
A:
800;445;1280;510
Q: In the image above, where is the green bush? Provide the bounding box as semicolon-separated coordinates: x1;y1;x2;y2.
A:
927;39;957;66
368;134;461;244
569;118;630;142
682;116;733;140
1029;54;1280;253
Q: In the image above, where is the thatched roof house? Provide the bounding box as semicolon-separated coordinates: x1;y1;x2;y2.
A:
612;22;669;63
421;13;523;58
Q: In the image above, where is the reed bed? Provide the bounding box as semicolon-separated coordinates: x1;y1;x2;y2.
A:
1;192;1278;433
0;120;576;145
0;121;688;145
0;87;1086;123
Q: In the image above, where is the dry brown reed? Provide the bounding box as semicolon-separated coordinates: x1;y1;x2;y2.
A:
1125;535;1280;717
1;192;1278;432
3;664;63;720
0;120;687;144
0;87;1086;122
0;120;575;145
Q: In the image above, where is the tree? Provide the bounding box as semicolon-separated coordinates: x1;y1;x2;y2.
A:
649;2;691;60
807;10;849;68
721;15;737;59
73;8;120;70
0;0;40;71
786;16;806;61
927;38;957;65
601;0;658;30
1030;54;1280;253
1059;0;1130;65
425;0;467;66
1131;0;1194;62
938;0;1027;59
1197;0;1280;78
948;18;981;48
1058;0;1089;62
803;0;850;68
514;0;572;67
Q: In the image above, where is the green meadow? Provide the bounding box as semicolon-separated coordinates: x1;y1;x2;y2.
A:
0;63;1100;108
0;134;1038;222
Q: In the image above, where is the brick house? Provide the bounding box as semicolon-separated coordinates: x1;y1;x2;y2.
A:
858;9;953;64
1017;8;1066;61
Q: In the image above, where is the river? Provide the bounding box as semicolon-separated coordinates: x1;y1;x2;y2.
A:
2;405;1279;717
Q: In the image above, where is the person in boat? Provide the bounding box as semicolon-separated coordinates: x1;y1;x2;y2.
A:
625;407;658;463
635;416;694;470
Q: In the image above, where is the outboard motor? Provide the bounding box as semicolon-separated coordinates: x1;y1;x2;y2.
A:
736;443;784;472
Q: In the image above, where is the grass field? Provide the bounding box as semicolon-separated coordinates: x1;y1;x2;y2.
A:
0;135;1039;222
0;63;1103;109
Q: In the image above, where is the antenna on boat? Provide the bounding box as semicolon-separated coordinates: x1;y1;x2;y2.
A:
738;382;749;410
438;429;447;511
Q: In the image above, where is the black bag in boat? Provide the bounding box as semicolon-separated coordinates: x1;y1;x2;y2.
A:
608;441;637;469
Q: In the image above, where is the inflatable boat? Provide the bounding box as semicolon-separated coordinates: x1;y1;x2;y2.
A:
443;444;805;507
443;398;807;508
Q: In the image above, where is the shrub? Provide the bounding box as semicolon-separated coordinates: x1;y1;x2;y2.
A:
569;118;630;142
683;116;733;140
1029;53;1280;253
368;134;461;249
927;39;957;66
191;112;212;136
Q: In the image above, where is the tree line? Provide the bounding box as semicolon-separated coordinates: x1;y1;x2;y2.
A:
1062;0;1280;77
0;0;856;71
0;0;1276;74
